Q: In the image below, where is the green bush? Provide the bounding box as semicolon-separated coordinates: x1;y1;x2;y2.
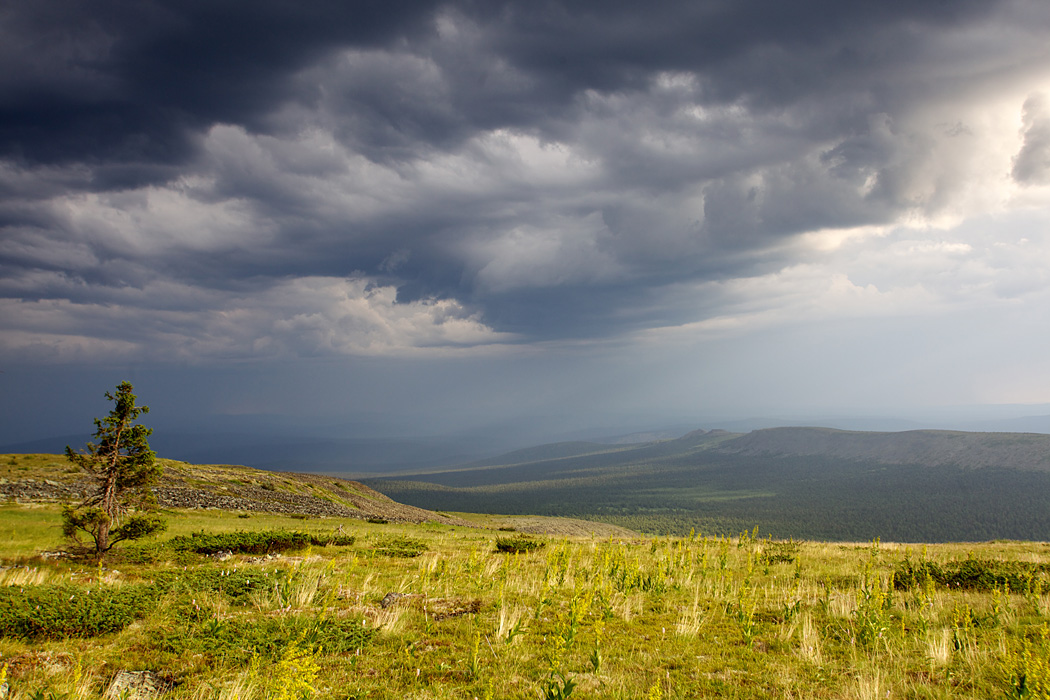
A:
0;584;157;639
759;541;799;565
894;558;1049;592
370;535;427;557
152;568;283;605
151;614;374;663
0;567;309;641
116;541;167;564
494;535;545;554
166;530;354;556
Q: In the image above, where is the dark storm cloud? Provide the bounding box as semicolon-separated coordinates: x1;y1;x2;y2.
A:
0;0;442;170
2;0;1049;354
484;0;989;97
0;0;998;173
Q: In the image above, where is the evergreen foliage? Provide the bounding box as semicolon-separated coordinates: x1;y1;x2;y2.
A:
894;557;1050;592
167;529;356;555
0;583;157;639
63;381;165;558
368;534;428;557
494;534;546;553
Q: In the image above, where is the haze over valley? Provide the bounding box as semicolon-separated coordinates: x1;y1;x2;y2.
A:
4;1;1050;544
9;4;1050;698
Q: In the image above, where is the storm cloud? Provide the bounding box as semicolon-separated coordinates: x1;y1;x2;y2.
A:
3;0;1050;443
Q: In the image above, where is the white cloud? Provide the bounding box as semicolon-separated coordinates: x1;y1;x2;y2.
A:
1014;92;1050;184
469;212;622;292
0;276;516;363
636;203;1050;350
262;277;516;356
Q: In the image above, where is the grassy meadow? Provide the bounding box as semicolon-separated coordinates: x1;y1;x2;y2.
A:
3;503;1050;699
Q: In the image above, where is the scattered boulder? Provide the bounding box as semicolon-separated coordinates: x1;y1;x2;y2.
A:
376;593;480;619
380;592;423;608
104;670;171;700
426;598;482;620
1;459;475;527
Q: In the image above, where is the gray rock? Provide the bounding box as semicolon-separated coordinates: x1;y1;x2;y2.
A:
104;670;170;700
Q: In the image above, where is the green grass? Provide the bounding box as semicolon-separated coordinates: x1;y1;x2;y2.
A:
634;486;778;502
0;454;81;482
0;503;67;557
3;504;1050;699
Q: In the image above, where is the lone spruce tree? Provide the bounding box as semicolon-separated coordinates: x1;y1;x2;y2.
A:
63;381;165;558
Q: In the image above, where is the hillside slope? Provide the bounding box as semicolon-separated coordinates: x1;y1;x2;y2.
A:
0;453;638;536
369;426;1050;541
0;453;468;525
716;427;1050;470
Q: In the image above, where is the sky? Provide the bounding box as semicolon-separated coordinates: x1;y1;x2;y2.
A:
4;0;1050;451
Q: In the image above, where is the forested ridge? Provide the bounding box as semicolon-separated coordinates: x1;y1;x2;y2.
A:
367;427;1050;541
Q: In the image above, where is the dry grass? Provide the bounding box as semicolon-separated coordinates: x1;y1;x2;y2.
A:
1;505;1049;699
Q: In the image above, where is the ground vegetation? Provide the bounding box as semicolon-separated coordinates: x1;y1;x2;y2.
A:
2;502;1050;699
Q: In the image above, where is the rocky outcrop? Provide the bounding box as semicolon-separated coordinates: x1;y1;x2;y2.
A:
0;462;471;526
0;477;86;501
152;485;363;517
104;670;172;700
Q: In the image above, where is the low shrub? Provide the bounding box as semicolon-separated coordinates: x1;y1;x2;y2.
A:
152;568;283;605
168;530;313;555
370;535;427;558
494;535;545;554
760;541;799;565
0;583;157;639
117;542;168;564
894;558;1050;592
0;569;304;641
152;614;374;663
166;530;354;556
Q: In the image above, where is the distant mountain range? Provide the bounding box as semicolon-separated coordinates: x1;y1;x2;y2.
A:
366;427;1050;542
10;420;1050;541
9;409;1049;474
715;427;1050;470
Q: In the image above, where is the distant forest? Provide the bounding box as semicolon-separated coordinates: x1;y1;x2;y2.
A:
366;429;1050;542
